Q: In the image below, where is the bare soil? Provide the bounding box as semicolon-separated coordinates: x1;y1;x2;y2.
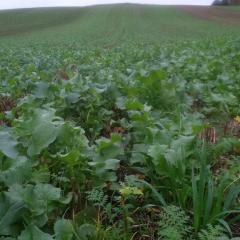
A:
179;6;240;24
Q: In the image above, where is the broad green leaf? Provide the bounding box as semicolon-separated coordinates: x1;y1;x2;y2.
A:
0;193;25;236
65;92;80;104
34;183;61;202
18;225;53;240
27;121;59;156
32;82;49;99
17;108;62;156
0;130;19;159
104;159;120;170
77;224;96;240
148;144;167;166
0;156;32;186
7;183;62;216
54;219;74;240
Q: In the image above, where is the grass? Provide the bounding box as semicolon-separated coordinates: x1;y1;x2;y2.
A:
225;5;240;10
0;8;85;37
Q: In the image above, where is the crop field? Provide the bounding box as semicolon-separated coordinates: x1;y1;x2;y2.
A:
0;4;240;240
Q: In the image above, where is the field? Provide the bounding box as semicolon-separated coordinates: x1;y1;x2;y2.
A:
0;4;240;239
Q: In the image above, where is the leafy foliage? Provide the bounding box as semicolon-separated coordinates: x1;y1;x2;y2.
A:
198;225;229;240
157;205;192;240
0;5;240;240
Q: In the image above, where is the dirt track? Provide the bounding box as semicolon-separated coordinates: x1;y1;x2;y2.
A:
179;6;240;24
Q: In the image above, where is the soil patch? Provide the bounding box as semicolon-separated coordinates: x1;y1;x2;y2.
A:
179;6;240;25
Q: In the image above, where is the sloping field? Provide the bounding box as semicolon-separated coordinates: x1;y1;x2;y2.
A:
0;8;84;36
0;4;239;46
180;6;240;24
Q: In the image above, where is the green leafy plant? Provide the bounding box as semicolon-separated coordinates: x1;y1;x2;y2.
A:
192;149;240;233
0;9;240;239
198;224;229;240
157;205;192;240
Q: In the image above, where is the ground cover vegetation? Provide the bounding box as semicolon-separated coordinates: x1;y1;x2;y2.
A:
0;4;240;239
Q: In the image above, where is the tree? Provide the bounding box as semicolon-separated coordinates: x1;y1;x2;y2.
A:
213;0;240;5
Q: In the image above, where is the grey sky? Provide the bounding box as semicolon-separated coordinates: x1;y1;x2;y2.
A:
0;0;214;10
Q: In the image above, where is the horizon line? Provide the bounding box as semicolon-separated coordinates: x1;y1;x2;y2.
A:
0;2;213;11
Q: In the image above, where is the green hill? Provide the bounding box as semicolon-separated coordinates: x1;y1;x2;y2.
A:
0;4;239;46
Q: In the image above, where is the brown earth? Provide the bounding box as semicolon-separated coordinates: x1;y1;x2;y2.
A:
179;6;240;24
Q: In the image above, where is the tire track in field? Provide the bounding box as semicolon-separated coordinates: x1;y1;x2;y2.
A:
84;5;130;48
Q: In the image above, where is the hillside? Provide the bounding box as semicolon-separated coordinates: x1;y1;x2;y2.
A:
0;4;239;46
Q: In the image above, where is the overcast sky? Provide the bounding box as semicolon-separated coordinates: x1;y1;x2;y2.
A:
0;0;214;9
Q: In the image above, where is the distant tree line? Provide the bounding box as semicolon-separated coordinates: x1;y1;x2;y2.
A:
213;0;240;5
